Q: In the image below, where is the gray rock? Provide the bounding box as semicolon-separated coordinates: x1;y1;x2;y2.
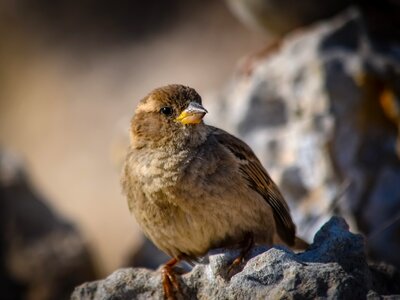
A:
72;217;400;299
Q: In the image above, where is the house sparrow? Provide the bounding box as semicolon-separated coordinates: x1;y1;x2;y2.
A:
121;84;307;298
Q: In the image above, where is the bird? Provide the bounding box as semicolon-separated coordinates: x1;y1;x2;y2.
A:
121;84;307;299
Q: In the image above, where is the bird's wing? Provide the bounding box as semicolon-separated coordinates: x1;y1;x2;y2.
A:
211;127;295;246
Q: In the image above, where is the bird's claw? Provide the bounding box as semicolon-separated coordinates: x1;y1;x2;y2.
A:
227;256;244;278
162;258;181;300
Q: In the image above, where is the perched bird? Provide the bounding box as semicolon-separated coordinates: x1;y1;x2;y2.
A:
121;84;307;298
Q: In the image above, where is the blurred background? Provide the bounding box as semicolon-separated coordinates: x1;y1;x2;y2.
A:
1;0;400;299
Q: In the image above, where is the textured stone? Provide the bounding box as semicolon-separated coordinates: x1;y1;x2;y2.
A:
72;217;400;299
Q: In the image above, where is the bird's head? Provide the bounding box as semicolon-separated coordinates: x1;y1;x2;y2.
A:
130;84;208;150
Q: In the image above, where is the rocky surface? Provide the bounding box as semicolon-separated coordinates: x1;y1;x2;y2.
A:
206;7;400;269
72;217;400;299
0;149;97;300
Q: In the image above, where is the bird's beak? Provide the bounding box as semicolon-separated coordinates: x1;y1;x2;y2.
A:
175;102;208;125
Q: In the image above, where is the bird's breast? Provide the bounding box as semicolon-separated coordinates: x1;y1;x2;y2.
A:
131;148;192;196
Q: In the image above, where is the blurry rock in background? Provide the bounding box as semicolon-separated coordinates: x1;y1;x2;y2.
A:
0;149;97;300
225;0;400;42
207;6;400;269
358;0;400;51
224;0;400;76
225;0;352;36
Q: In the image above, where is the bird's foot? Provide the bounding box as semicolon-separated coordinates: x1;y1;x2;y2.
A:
227;233;254;278
161;258;181;300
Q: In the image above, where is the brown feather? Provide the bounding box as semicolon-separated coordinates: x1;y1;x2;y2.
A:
211;127;296;246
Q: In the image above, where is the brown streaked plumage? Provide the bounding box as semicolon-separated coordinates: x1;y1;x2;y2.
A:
121;84;307;298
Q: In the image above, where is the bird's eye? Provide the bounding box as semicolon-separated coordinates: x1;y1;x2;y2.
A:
160;107;173;116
